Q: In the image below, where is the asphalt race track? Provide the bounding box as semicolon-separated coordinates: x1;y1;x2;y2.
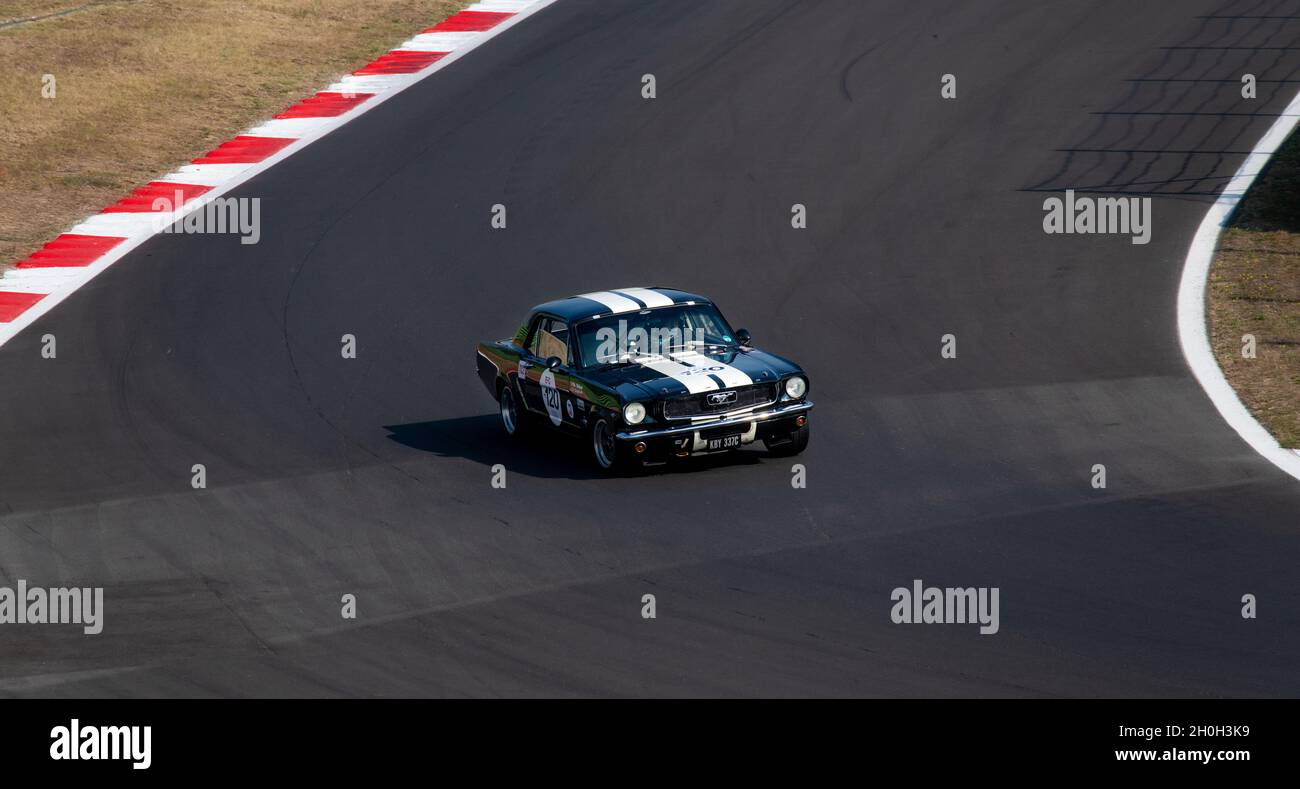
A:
3;0;1299;697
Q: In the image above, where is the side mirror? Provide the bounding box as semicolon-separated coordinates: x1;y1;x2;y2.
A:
735;329;752;346
545;356;563;369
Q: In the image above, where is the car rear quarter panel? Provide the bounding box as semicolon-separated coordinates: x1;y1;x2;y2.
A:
477;341;519;400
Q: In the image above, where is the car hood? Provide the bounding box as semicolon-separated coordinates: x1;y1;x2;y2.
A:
582;347;804;402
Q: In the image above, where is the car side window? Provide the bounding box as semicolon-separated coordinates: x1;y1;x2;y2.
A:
528;317;570;366
538;319;570;365
526;315;545;355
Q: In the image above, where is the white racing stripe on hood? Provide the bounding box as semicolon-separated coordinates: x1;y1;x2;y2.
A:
634;355;720;394
577;290;641;314
668;351;754;388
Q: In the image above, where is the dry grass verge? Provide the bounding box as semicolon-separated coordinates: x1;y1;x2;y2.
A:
0;0;467;269
1208;126;1300;448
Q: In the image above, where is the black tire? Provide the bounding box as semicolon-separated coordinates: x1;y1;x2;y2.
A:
764;422;809;457
499;383;528;438
589;416;636;473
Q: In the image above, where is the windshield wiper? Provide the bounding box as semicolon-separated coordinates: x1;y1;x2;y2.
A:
597;349;660;367
666;341;733;354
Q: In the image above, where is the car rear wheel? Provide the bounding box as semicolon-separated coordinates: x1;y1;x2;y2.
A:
764;421;809;457
500;384;526;437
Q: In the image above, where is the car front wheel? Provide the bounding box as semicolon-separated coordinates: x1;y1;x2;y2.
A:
763;421;809;457
590;416;634;472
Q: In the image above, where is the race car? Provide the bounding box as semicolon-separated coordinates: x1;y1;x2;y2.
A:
476;287;812;472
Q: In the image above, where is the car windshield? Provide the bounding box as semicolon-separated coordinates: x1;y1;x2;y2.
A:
574;304;737;367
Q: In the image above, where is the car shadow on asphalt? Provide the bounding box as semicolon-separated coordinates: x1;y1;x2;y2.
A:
384;414;765;480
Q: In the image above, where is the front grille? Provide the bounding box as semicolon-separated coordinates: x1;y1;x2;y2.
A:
662;383;779;419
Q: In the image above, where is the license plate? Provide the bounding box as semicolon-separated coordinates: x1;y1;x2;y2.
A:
708;434;742;451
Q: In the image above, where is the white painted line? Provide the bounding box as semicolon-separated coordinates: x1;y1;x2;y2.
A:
1177;87;1300;483
1;268;84;284
0;269;85;294
396;32;482;52
324;74;411;94
156;163;254;187
66;213;162;237
468;1;535;10
243;117;338;139
0;0;560;344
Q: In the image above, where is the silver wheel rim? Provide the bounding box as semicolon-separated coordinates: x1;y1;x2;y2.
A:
593;420;615;468
501;389;517;434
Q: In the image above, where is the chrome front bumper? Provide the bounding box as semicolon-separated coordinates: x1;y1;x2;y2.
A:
615;400;813;441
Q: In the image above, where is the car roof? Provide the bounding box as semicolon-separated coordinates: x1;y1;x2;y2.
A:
529;287;713;322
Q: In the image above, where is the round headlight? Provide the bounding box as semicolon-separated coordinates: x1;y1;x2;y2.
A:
784;376;807;399
623;402;646;425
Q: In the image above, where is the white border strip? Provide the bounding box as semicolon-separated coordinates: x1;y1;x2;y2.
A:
1177;88;1300;482
0;0;559;348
